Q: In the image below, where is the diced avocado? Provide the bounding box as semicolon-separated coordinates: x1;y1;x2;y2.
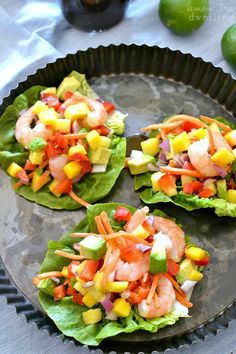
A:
37;279;55;296
217;179;228;200
181;175;196;187
90;147;112;165
207;182;217;195
28;137;47;152
149;238;167;274
176;258;195;285
79;235;107;260
128;155;156;175
57;76;80;100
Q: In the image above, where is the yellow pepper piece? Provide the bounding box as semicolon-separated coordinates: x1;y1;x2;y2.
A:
82;293;97;308
7;162;23;177
210;148;235;167
113;298;131;317
82;308;102;325
63;161;82;179
189;269;203;281
185;246;207;261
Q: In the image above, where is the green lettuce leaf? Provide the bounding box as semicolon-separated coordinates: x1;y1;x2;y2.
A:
140;188;236;217
134;172;152;190
0;74;126;210
38;203;182;345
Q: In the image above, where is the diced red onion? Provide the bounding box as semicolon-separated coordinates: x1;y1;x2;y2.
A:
70;263;78;276
146;215;155;226
147;163;159;172
72;120;80;133
100;296;114;313
181;280;197;294
136;244;152;253
83;281;94;288
203;178;217;188
159;152;167;164
73;243;80;252
105;312;118;321
173;154;190;168
213;164;227;178
72;175;83;184
121;290;130;299
107;292;117;302
51;277;60;283
96;98;103;103
159;139;170;152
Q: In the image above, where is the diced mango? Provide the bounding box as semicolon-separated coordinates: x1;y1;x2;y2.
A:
82;293;97;308
68;144;87;157
189;269;203;281
38;108;59;126
76;260;87;275
49;179;61;197
165;139;175;160
210;148;235;167
74;278;87;295
172;131;190;153
31;170;51;192
141;138;160;156
82;308;102;325
41;87;57;96
63;161;82;179
88;288;104;302
132;225;150;239
225;130;236;147
228;189;236;203
29;151;45;165
151;171;165;192
113;298;131;317
86;130;102;150
104;281;128;293
54;119;71;133
32;101;49;115
210;123;220;132
181;175;196;187
64;102;90;121
61;266;68;277
185;246;207;261
189;128;207;140
93;272;104;291
7;162;23;177
100;136;111;149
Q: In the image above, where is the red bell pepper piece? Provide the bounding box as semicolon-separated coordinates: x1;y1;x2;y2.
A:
63;91;74;101
168;259;180;276
194;256;209;266
24;159;36;171
45;141;61;159
198;188;214;198
67;261;80;278
66;282;77;296
192;181;203;193
103;101;115;114
114;206;132;222
53;285;66;301
142;219;155;235
95;125;110;136
16;169;29;184
72;293;84;305
182;121;199;132
42;95;61;111
79;260;99;282
55;132;68;150
53;178;72;195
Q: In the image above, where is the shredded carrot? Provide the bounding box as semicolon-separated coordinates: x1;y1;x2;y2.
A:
69;139;76;147
104;232;151;245
37;271;64;279
95;215;107;235
165;115;206;128
146;274;161;305
69;190;90;207
143;273;149;284
63;133;88;139
160;166;204;179
100;211;114;234
101;246;113;271
160;128;166;140
169;160;177;168
164;273;186;297
200;115;232;133
55;250;85;260
101;248;120;286
206;126;215;155
12;170;34;190
141;121;182;132
175;291;193;308
39;159;49;169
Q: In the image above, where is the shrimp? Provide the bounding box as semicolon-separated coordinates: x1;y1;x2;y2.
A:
115;252;149;282
138;275;175;318
125;207;149;233
188;139;219;177
211;130;232;152
49;154;68;181
154;216;185;262
15;108;53;149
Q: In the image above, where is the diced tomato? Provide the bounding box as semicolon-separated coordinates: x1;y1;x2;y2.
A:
183;121;199;132
16;169;29;184
79;260;99;282
95;125;110;136
66;282;77;296
114;206;132;222
57;103;66;115
120;247;143;263
192;181;203;193
145;235;154;243
45;141;61;159
81;160;92;174
138;287;150;300
63;91;74;101
68;153;89;163
158;174;177;195
55;132;68;150
183;182;194;194
168;259;180;276
198;188;214;198
194;256;209;266
42;95;61;111
103;101;115;114
53;285;66;301
129;292;142;304
128;281;139;292
24;159;36;171
183;161;194;170
72;293;84;305
53;178;72;195
142;219;155;235
67;261;80;278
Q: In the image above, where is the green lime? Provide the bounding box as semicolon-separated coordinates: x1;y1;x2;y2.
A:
159;0;209;35
221;24;236;67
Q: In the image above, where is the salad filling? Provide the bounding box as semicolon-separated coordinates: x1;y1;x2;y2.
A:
1;72;127;209
33;203;209;345
127;114;236;217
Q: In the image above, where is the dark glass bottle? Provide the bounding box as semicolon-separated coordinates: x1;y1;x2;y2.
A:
61;0;128;32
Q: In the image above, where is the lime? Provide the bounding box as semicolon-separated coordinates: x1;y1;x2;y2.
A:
221;24;236;67
159;0;209;35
